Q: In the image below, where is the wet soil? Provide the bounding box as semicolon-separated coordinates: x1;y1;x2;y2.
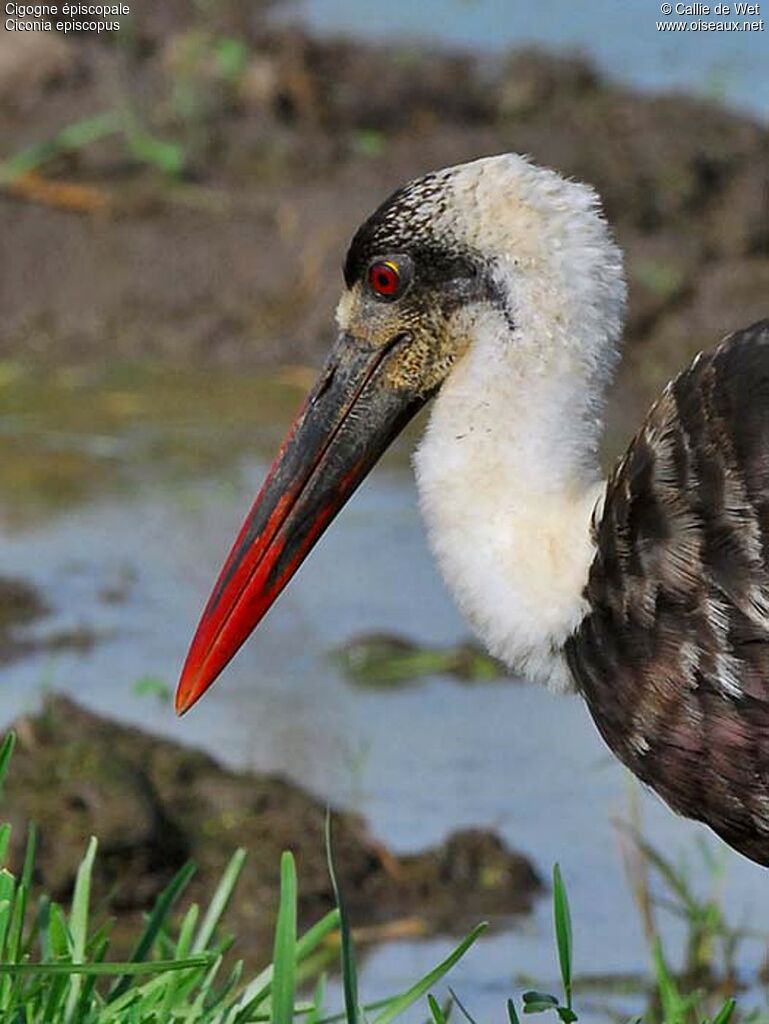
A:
0;576;47;635
0;574;99;662
334;633;507;687
2;696;542;961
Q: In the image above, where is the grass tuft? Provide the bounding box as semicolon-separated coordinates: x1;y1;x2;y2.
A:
0;722;756;1024
0;730;481;1023
271;852;298;1024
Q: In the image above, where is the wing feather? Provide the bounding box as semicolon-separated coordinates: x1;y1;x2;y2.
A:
566;319;769;865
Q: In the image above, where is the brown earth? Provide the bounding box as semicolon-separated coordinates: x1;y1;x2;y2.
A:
0;575;100;661
3;696;542;962
0;5;766;419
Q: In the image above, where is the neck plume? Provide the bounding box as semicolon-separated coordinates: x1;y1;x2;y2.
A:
413;169;626;688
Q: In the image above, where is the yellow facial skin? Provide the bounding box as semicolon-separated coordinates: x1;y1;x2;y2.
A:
335;276;475;398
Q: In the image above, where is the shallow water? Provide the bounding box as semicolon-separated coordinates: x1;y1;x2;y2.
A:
2;366;769;1019
286;0;769;120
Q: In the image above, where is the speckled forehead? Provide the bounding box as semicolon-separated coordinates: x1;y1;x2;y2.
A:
343;159;553;288
343;169;462;285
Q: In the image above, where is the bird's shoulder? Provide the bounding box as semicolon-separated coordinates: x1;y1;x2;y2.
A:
567;319;769;864
585;316;769;629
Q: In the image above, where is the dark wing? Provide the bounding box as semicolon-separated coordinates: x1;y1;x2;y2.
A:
566;319;769;866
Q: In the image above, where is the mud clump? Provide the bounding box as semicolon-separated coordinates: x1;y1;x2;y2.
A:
0;576;47;634
0;576;100;664
335;632;507;686
3;696;542;960
0;576;48;662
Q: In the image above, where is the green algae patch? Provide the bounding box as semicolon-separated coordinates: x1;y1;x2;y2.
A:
0;361;307;527
333;633;507;687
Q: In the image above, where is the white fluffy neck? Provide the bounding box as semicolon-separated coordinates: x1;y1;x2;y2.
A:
412;156;626;689
415;330;605;690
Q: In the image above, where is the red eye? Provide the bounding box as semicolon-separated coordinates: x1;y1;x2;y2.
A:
368;261;401;297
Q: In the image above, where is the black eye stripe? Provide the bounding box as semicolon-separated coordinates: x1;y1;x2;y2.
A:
355;245;501;315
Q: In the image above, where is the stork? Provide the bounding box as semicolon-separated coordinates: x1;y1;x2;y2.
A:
176;153;769;867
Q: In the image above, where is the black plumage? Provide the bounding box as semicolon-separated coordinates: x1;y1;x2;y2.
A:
567;320;769;865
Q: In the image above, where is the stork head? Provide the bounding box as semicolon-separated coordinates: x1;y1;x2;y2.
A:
175;154;624;713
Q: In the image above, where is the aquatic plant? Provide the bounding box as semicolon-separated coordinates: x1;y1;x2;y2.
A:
427;859;744;1024
0;110;185;188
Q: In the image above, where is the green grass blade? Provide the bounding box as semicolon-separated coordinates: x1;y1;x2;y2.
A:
48;902;73;958
56;112;122;149
20;821;36;892
0;732;16;794
177;902;200;956
69;836;97;960
6;822;35;964
316;995;413;1024
0;875;15;961
0;955;211;975
427;994;447;1024
108;859;196;1002
326;812;360;1024
371;923;487;1024
192;848;246;954
448;987;480;1024
0;868;14;902
64;835;97;1024
552;864;573;1009
0;113;121;183
297;909;341;959
209;957;244;1014
41;970;70;1022
78;932;109;1011
0;824;11;867
0;900;11;967
507;998;521;1024
187;952;225;1018
271;852;298;1024
307;974;327;1024
156;902;201;1019
651;939;684;1024
629;832;697;917
712;997;736;1024
5;884;24;965
125;132;186;176
234;909;340;1020
35;895;51;960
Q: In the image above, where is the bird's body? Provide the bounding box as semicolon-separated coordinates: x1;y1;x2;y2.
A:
570;323;769;865
177;153;769;867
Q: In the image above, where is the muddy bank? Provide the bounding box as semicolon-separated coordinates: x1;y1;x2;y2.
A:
335;633;507;687
0;575;100;661
3;696;542;959
0;6;766;422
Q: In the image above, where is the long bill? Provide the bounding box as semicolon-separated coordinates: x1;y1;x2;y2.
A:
175;331;426;714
